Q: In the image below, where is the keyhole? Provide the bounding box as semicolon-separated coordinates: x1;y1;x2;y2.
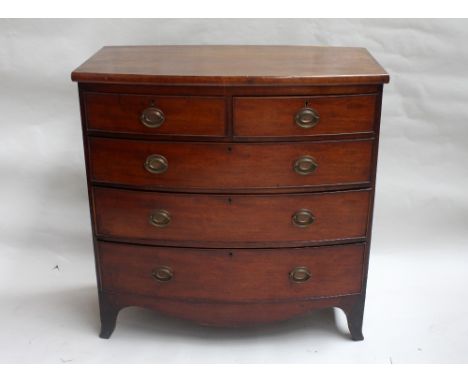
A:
228;197;232;204
227;146;232;152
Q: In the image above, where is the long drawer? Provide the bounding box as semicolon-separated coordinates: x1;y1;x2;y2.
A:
93;187;370;247
98;241;365;303
89;137;373;191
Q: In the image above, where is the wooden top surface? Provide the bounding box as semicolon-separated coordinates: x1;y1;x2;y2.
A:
71;45;389;86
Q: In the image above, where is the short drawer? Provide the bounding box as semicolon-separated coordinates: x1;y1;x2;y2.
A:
89;137;373;191
84;93;226;136
93;188;370;247
98;241;364;302
233;94;377;138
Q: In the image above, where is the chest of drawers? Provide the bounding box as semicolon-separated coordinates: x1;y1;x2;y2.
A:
72;45;389;340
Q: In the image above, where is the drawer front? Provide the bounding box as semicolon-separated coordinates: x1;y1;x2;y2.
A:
93;188;370;247
89;138;373;191
98;241;364;302
84;93;226;136
233;94;377;137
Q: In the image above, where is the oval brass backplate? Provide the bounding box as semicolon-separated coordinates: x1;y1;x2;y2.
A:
293;155;318;175
149;209;171;228
289;266;311;283
144;154;168;174
140;107;165;128
152;266;174;282
294;106;320;129
292;209;315;228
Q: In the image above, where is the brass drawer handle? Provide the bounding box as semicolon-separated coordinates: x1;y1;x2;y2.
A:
289;266;311;283
292;209;315;228
295;106;320;129
149;209;171;228
140;107;165;128
144;154;168;174
294;155;318;175
152;266;173;282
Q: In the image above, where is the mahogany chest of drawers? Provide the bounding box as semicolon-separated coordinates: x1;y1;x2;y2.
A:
71;45;389;340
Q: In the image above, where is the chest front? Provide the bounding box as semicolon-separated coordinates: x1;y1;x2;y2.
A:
72;45;389;340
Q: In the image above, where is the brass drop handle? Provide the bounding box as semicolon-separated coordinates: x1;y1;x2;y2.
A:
293;155;318;175
152;266;174;282
292;209;315;228
149;209;171;228
140;107;165;128
295;106;320;129
289;266;311;283
144;154;168;174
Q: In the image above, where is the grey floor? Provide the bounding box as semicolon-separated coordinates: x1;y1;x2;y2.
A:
1;241;467;363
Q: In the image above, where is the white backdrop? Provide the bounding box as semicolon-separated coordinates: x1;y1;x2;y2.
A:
0;19;467;363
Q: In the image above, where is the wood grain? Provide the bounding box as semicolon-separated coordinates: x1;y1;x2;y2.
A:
93;187;371;247
72;45;389;339
72;45;389;85
234;94;377;137
89;137;374;191
101;292;362;328
85;93;226;136
98;241;364;303
80;82;382;97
